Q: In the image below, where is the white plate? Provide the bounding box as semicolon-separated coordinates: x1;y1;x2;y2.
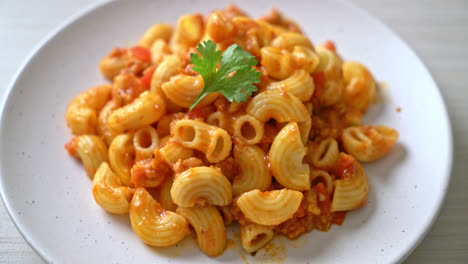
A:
0;0;453;263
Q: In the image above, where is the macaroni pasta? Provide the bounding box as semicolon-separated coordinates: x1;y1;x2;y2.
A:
64;5;399;257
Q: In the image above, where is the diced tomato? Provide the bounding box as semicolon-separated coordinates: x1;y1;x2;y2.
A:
332;211;347;225
130;46;151;62
314;182;328;197
312;72;325;98
323;40;336;52
334;153;355;179
314;182;331;212
64;137;78;157
140;66;156;89
186;108;205;120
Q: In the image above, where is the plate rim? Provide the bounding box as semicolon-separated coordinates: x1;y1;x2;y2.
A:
0;1;115;262
338;0;454;262
0;0;454;263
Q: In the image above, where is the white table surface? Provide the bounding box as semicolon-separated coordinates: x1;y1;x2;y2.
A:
1;0;467;263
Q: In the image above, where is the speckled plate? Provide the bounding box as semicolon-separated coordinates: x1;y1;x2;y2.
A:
0;0;452;263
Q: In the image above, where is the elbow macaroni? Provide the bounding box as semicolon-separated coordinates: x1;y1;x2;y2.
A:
150;54;183;94
73;135;108;179
233;144;271;195
272;32;313;51
232;115;264;144
236;189;303;225
108;91;166;134
108;133;134;186
266;69;315;102
260;47;295;80
176;207;226;257
159;140;194;169
172;120;232;163
342;61;376;114
269;123;310;191
331;153;369;211
64;5;400;257
246;90;309;123
133;126;159;161
171;166;232;207
156;177;177;211
130;187;189;247
97;100;119;145
240;223;274;253
342;125;399;162
309;137;339;170
161;74;218;108
92;162;134;214
65;85;111;135
139;24;173;49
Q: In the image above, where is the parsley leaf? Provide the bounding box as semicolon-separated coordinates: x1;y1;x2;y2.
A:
189;40;261;110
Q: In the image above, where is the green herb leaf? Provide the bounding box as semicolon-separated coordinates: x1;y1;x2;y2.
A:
189;40;261;110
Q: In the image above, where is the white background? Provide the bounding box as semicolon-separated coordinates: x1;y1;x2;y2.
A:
0;0;467;263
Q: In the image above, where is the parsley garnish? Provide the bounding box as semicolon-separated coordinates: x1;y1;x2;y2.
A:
189;40;261;110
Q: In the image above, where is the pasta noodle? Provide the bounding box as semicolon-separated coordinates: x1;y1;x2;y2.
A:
232;144;271;195
161;74;218;108
171;166;232;207
159;139;194;169
108;91;166;134
150;54;183;94
246;90;309;123
292;46;320;73
206;11;235;43
64;5;400;257
309;137;339;170
236;189;303;225
92;162;134;214
342;61;376;114
108;133;134;186
331;153;369;211
68;135;108;179
155;177;177;211
172;119;232;163
272;32;313;51
206;111;227;130
130;187;189;247
97;100;119;145
65;85;111;135
260;46;295;80
269;122;310;191
176;207;226;257
218;206;234;226
240;223;274;253
139;24;173;49
150;39;171;65
310;170;334;194
133;126;159;161
342;125;399;162
232;115;264;144
266;69;315;102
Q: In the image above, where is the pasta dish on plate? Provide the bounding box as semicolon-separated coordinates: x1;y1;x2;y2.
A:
64;5;399;257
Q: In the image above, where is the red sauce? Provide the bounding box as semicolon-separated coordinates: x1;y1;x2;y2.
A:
131;152;171;187
312;72;325;98
323;40;336;52
333;153;356;179
140;66;156;89
332;211;347;225
186;108;205;120
64;137;78;157
314;183;331;213
275;190;334;239
130;46;151;62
